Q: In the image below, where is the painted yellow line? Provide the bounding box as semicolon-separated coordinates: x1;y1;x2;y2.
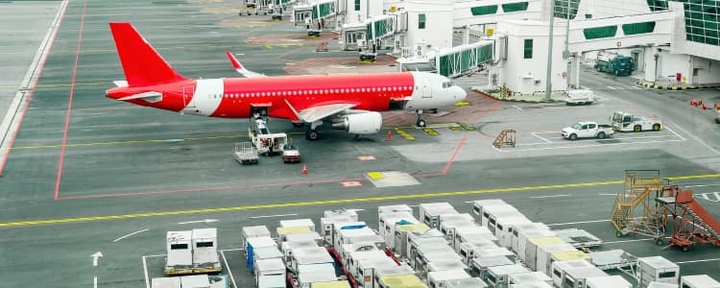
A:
2;173;719;228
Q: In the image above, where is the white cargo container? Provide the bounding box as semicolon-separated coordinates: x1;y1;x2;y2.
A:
191;228;220;272
554;228;602;249
584;275;632;288
647;282;678;288
486;208;526;235
292;246;334;274
509;282;553;288
443;277;488;288
412;244;462;273
494;215;532;248
376;274;426;288
181;274;211;288
393;223;431;253
165;230;193;275
452;225;497;252
353;253;398;287
281;218;316;232
324;209;359;222
341;245;384;273
281;239;317;265
250;246;283;272
320;216;355;244
407;236;453;265
378;211;417;248
439;218;477;244
515;229;557;262
297;263;337;288
479;204;520;229
403;228;446;259
509;271;552;285
277;226;312;246
438;213;475;227
469;256;515;278
510;223;551;255
638;256;680;288
312;281;352;288
484;264;531;288
428;269;472;288
555;266;608;288
475;246;517;264
418;202;459;228
378;204;414;237
152;277;181;288
550;259;594;286
331;222;369;249
458;240;500;264
255;258;286;288
242;225;271;252
681;274;720;288
471;199;510;222
547;251;591;278
285;231;323;245
534;243;577;275
427;259;468;273
524;236;565;270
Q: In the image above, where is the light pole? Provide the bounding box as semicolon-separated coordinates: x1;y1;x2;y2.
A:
545;0;555;101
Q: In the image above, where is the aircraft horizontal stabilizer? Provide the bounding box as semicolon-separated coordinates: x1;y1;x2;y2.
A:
118;91;162;102
225;50;267;78
113;80;129;87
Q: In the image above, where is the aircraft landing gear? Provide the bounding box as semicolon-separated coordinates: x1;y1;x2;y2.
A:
306;120;323;141
416;110;427;127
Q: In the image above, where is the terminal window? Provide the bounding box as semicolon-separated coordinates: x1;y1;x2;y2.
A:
354;0;360;11
418;14;426;29
523;39;533;59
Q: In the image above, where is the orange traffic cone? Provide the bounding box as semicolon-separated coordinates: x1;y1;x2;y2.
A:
702;102;707;110
386;130;392;141
690;99;697;106
714;103;720;110
302;164;308;175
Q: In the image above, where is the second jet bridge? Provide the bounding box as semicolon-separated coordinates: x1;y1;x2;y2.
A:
340;11;408;51
398;40;496;78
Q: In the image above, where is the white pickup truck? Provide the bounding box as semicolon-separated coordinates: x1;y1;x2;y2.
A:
561;121;614;140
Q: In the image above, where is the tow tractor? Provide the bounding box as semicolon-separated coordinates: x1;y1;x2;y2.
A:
249;117;288;156
610;111;662;132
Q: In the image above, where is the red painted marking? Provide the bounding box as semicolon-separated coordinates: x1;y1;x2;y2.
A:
471;92;504;122
0;2;70;175
54;0;89;200
442;135;467;175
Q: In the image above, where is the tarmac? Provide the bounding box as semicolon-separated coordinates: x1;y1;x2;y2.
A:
0;0;719;287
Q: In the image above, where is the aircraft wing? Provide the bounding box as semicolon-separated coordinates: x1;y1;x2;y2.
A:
225;50;267;78
284;99;356;123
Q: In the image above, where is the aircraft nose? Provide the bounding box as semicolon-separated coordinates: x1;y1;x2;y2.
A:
457;88;467;101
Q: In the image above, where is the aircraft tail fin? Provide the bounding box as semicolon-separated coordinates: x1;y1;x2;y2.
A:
108;22;187;86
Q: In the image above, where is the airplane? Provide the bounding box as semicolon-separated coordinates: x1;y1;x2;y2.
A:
104;22;468;140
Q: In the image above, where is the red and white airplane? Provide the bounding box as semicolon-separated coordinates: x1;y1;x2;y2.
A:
105;22;467;140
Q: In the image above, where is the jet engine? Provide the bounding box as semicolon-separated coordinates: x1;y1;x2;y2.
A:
331;112;383;135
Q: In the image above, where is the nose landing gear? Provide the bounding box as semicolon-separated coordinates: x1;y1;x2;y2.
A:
416;110;426;127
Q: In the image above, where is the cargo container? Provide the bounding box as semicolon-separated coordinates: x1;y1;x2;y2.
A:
354;255;400;288
378;211;417;248
638;256;679;288
509;282;553;288
553;228;602;249
418;202;459;228
469;255;515;278
312;280;352;288
554;266;607;288
427;259;468;273
393;223;431;253
534;243;577;275
372;263;417;287
296;263;338;288
427;269;472;288
509;271;552;285
331;222;369;249
165;230;193;275
480;205;521;230
458;240;500;264
439;218;477;244
515;230;557;262
255;258;286;287
324;209;359;222
494;216;532;248
471;199;510;224
338;229;385;250
680;274;720;288
407;237;457;268
280;218;316;232
475;246;517;264
437;213;475;228
247;236;278;268
181;274;211;288
378;204;414;216
277;226;313;246
443;277;488;288
281;239;318;265
152;276;181;288
412;245;463;275
510;223;551;255
286;231;323;245
321;216;356;245
404;228;446;260
584;275;632;288
292;247;334;273
646;282;678;288
547;250;590;277
377;274;427;288
452;225;497;252
524;236;565;270
550;260;594;286
242;225;271;253
484;264;531;288
191;228;220;273
251;246;284;272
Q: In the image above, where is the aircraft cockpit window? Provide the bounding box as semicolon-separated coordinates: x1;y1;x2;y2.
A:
442;81;454;88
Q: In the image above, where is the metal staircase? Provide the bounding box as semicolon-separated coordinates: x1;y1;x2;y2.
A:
492;129;516;148
665;188;720;251
611;170;669;244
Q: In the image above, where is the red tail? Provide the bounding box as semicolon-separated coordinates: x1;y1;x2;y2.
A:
108;22;187;86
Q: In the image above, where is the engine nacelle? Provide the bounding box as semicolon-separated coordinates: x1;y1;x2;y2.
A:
331;112;383;135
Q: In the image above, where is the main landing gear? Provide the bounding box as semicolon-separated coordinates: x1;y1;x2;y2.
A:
305;120;323;141
416;110;426;127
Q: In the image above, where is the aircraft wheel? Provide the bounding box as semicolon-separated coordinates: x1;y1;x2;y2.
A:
417;119;427;127
306;130;319;141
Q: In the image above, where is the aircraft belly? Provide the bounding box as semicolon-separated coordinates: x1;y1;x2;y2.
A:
186;78;224;116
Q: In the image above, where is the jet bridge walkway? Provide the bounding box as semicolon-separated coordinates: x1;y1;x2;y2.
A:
293;0;337;36
658;188;720;252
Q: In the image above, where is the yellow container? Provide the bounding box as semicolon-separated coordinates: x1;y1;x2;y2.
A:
312;281;352;288
529;236;565;246
552;250;590;261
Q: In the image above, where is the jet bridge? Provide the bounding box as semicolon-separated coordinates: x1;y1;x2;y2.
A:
294;0;338;36
340;11;408;52
397;40;495;78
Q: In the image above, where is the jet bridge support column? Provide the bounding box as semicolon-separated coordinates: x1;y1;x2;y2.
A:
568;56;580;89
463;26;470;45
644;47;660;83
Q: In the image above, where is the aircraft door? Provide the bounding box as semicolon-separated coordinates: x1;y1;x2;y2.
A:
182;85;195;108
421;74;433;99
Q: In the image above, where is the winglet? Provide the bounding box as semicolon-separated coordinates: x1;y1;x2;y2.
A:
225;50;267;78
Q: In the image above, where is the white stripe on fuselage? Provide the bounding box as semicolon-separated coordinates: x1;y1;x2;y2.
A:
185;78;224;116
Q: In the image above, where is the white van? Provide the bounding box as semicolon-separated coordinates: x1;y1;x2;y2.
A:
565;89;594;105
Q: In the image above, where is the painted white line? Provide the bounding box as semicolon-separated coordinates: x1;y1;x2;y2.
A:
496;138;686;153
664;126;686;141
671;122;719;155
529;194;570;199
94;276;97;288
113;228;149;243
684;184;708;188
607;86;617;90
599;193;618;196
220;250;238;288
531;132;553;144
512;105;523;111
142;256;150;288
249;213;298;219
603;238;654;244
676;258;720;264
143;254;165;258
223;247;244;252
546;219;610;226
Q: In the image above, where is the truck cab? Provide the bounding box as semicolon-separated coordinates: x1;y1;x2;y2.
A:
610;111;662;132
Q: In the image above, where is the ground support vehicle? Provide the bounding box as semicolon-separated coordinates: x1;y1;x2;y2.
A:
561;121;614;140
235;142;259;165
594;51;634;76
249;118;289;156
282;141;301;163
610;111;662;132
715;109;720;124
565;89;595;105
